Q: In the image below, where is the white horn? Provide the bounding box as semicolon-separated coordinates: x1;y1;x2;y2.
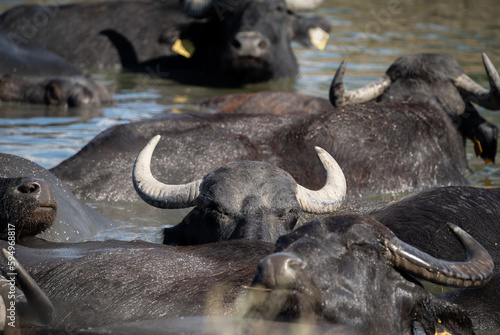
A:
454;53;500;110
132;135;202;209
295;147;346;213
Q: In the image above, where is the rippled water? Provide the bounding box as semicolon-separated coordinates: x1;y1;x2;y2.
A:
1;0;500;226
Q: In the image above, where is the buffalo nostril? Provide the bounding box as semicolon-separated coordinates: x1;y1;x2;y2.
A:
257;252;302;289
16;178;55;208
257;39;268;50
231;37;242;49
18;179;41;194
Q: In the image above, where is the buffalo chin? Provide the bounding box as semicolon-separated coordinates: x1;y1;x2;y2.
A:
18;205;57;239
230;57;272;83
244;286;319;324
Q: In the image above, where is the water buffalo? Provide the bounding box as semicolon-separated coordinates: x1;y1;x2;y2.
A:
438;274;500;331
50;99;468;209
0;153;116;242
1;251;361;334
0;167;357;334
370;186;500;274
330;53;499;164
198;53;499;164
0;0;330;85
368;186;500;330
0;238;274;331
133;135;346;245
244;214;494;334
0;34;113;106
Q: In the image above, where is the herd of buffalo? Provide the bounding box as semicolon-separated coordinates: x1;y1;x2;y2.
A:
1;0;500;334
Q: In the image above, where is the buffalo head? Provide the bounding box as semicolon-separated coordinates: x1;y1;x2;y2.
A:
133;135;346;245
0;74;113;107
0;177;57;240
245;215;493;335
179;0;331;83
330;53;500;163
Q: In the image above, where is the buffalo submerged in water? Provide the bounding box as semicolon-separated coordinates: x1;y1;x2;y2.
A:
0;0;331;85
132;135;346;245
0;214;496;334
0;153;116;242
245;214;495;335
48;54;500;206
0;34;113;106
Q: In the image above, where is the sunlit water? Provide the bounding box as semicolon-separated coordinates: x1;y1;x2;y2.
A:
1;0;500;235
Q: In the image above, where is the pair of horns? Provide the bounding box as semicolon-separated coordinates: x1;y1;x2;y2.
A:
383;223;494;288
133;135;346;214
180;0;323;17
330;53;500;111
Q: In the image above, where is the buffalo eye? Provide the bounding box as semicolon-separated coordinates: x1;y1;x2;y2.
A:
348;242;379;257
274;4;287;13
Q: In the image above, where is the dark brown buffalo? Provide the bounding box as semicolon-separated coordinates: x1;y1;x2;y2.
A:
330;53;499;164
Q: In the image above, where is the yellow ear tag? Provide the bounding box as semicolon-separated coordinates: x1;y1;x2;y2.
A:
172;39;195;58
173;95;188;103
308;27;329;51
473;136;483;157
435;319;452;335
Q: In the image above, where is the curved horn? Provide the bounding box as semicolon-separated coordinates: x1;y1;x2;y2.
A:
179;0;214;17
295;147;346;213
132;135;202;209
454;53;500;110
285;0;323;12
383;223;494;288
330;60;392;107
1;249;54;326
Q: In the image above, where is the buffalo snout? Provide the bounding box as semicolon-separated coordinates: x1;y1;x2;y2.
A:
16;178;55;209
255;252;303;289
231;32;270;59
1;177;57;239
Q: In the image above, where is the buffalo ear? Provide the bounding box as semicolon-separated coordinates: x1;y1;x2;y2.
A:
414;297;474;335
292;15;331;50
